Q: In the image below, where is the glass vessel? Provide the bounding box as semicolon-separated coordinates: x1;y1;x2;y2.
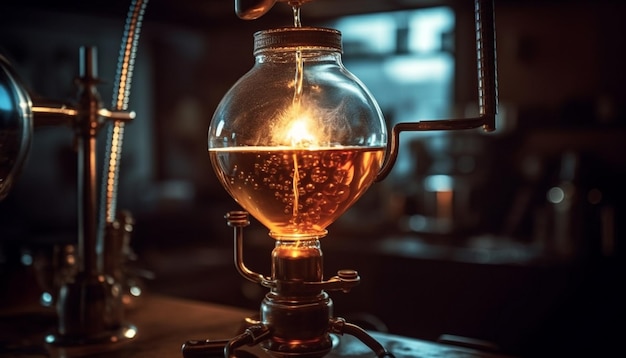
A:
208;26;387;241
0;54;32;201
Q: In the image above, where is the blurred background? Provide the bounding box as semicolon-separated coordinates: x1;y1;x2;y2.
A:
1;0;625;356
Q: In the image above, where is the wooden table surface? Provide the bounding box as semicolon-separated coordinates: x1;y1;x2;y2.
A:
0;294;512;358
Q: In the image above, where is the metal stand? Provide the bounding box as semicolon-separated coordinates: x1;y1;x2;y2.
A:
182;211;394;358
39;0;148;352
0;0;144;354
36;46;137;354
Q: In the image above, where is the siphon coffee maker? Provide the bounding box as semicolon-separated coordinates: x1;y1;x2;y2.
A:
183;0;497;357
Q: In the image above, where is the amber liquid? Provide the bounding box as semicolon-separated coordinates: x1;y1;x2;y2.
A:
210;146;384;239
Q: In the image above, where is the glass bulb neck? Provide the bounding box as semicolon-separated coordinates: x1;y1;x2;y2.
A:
272;239;323;284
253;27;342;56
269;230;327;241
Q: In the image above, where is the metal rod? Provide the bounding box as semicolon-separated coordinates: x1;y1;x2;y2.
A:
77;46;101;276
330;317;395;358
476;0;498;128
225;211;273;287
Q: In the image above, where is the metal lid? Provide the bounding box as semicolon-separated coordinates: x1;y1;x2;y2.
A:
253;27;342;55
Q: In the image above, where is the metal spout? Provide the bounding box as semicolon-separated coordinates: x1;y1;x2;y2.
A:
235;0;312;19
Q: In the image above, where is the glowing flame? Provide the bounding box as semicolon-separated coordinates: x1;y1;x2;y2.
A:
274;104;326;148
286;117;316;147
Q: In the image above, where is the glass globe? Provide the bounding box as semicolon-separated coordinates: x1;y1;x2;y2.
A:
208;27;387;240
0;54;32;201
